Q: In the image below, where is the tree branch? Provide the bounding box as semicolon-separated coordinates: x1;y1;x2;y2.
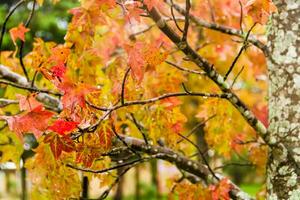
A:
164;0;268;56
0;64;62;112
144;6;269;145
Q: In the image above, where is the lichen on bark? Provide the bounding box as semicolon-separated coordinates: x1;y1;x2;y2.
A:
267;0;300;199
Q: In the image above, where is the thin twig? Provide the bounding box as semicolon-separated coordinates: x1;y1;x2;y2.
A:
177;132;219;180
224;23;257;81
19;0;37;81
165;61;206;75
130;113;148;145
66;157;150;174
111;123;141;158
0;0;25;58
207;0;216;22
230;65;244;89
0;79;62;96
0;98;19;107
214;162;254;170
121;68;130;105
170;0;183;32
98;167;131;200
182;0;191;42
239;0;244;33
177;114;216;143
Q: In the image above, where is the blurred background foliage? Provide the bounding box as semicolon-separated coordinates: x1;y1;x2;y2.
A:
0;0;79;53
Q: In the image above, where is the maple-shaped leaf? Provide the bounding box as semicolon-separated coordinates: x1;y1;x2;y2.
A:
244;0;277;24
144;0;160;10
49;120;79;135
125;3;144;23
16;94;42;111
51;63;66;79
124;42;146;83
57;78;96;110
44;133;75;159
97;127;113;151
124;40;168;83
75;144;99;167
9;23;30;43
1;106;54;140
209;178;232;200
48;46;70;64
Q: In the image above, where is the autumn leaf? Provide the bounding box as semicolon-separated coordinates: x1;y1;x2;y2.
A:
57;78;96;110
1;106;54;140
160;97;182;110
97;127;113;151
124;42;146;83
48;46;70;64
125;40;168;83
9;23;30;44
51;63;66;79
252;104;268;127
144;0;160;10
209;178;232;200
44;133;75;159
48;120;79;135
75;144;99;167
16;94;42;111
244;0;277;24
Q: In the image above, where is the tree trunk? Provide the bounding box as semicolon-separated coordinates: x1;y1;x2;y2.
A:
267;1;300;199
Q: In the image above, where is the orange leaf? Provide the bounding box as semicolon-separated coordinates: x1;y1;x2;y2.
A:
1;105;54;140
244;0;277;24
9;23;30;43
124;42;146;83
209;178;232;200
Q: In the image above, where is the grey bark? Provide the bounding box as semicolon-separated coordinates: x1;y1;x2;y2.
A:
267;1;300;199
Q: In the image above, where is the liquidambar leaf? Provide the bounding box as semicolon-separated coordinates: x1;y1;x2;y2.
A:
49;120;79;135
1;106;54;140
9;23;30;44
44;133;75;159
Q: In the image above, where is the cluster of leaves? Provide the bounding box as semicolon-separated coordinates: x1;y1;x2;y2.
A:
0;0;276;199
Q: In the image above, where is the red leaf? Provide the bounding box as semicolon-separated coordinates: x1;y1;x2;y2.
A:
1;106;54;140
44;133;75;159
51;63;66;79
49;120;79;135
9;23;30;43
252;105;268;128
58;78;96;110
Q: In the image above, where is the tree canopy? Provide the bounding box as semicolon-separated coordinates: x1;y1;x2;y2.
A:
0;0;286;199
